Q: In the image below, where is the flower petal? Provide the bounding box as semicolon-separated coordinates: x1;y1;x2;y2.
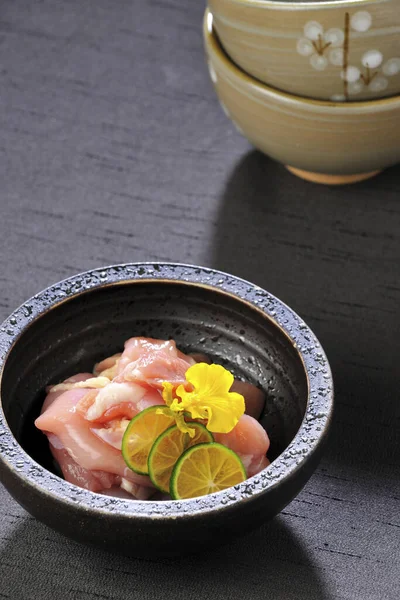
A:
350;11;372;33
161;381;174;407
297;38;313;57
175;413;196;438
202;391;245;433
155;406;173;418
176;364;245;434
304;21;324;41
185;363;234;398
163;363;245;434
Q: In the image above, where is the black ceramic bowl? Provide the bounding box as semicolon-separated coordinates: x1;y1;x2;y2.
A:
0;264;333;557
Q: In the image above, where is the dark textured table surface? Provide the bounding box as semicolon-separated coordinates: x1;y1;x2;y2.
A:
0;1;399;599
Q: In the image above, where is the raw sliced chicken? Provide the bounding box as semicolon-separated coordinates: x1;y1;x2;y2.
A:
36;337;271;499
119;354;192;390
94;353;122;379
120;478;156;500
116;337;195;390
50;440;154;498
49;439;118;492
42;373;93;413
230;380;266;421
98;482;156;500
188;352;212;364
118;337;193;371
91;418;130;450
77;382;163;424
215;414;270;477
35;388;152;488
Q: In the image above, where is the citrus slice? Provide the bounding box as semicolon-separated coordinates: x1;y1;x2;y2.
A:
122;406;175;474
148;423;213;493
170;442;246;500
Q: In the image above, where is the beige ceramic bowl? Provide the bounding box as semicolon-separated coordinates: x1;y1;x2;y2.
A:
209;0;400;101
204;10;400;184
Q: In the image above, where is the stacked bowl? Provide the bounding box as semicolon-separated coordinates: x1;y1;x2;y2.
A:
204;1;400;184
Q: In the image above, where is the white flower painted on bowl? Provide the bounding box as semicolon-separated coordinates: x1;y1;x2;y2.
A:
341;66;361;83
347;75;388;96
310;55;328;71
351;52;400;96
296;11;398;101
329;48;344;67
296;38;314;57
348;81;364;96
369;75;388;92
362;50;383;69
297;21;344;71
349;52;400;97
303;21;324;41
383;58;400;76
324;28;345;47
208;61;217;84
350;11;372;32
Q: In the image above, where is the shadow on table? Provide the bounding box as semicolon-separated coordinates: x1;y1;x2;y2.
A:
209;151;400;470
0;515;333;600
210;150;400;291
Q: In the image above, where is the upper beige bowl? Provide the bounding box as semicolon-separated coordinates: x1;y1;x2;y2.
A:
204;10;400;184
209;0;400;101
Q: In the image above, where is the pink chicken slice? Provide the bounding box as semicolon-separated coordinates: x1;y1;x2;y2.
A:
35;388;152;489
42;373;94;413
230;380;266;421
40;375;124;493
117;337;194;373
116;337;195;390
76;382;163;424
49;438;153;498
91;419;130;450
94;353;122;379
215;414;270;477
49;436;118;492
36;340;270;498
78;339;195;426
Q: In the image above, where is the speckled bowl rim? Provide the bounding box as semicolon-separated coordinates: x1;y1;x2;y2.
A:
206;11;400;112
0;263;333;520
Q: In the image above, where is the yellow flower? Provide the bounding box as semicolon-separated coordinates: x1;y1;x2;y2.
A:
161;381;174;408
159;382;195;436
162;363;245;435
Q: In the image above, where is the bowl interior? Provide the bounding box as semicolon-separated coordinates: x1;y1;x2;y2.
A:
1;281;308;480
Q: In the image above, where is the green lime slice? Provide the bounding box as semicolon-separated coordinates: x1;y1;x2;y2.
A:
121;406;175;474
148;423;213;493
170;442;246;500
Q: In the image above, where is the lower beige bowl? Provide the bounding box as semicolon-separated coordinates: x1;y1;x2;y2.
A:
204;10;400;184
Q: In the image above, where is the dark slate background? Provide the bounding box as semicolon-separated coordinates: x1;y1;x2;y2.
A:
0;1;399;598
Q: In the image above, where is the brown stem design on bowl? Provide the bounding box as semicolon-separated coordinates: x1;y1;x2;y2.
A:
312;34;332;56
343;12;350;101
360;66;378;86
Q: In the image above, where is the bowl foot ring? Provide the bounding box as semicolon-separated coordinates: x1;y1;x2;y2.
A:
286;166;382;185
